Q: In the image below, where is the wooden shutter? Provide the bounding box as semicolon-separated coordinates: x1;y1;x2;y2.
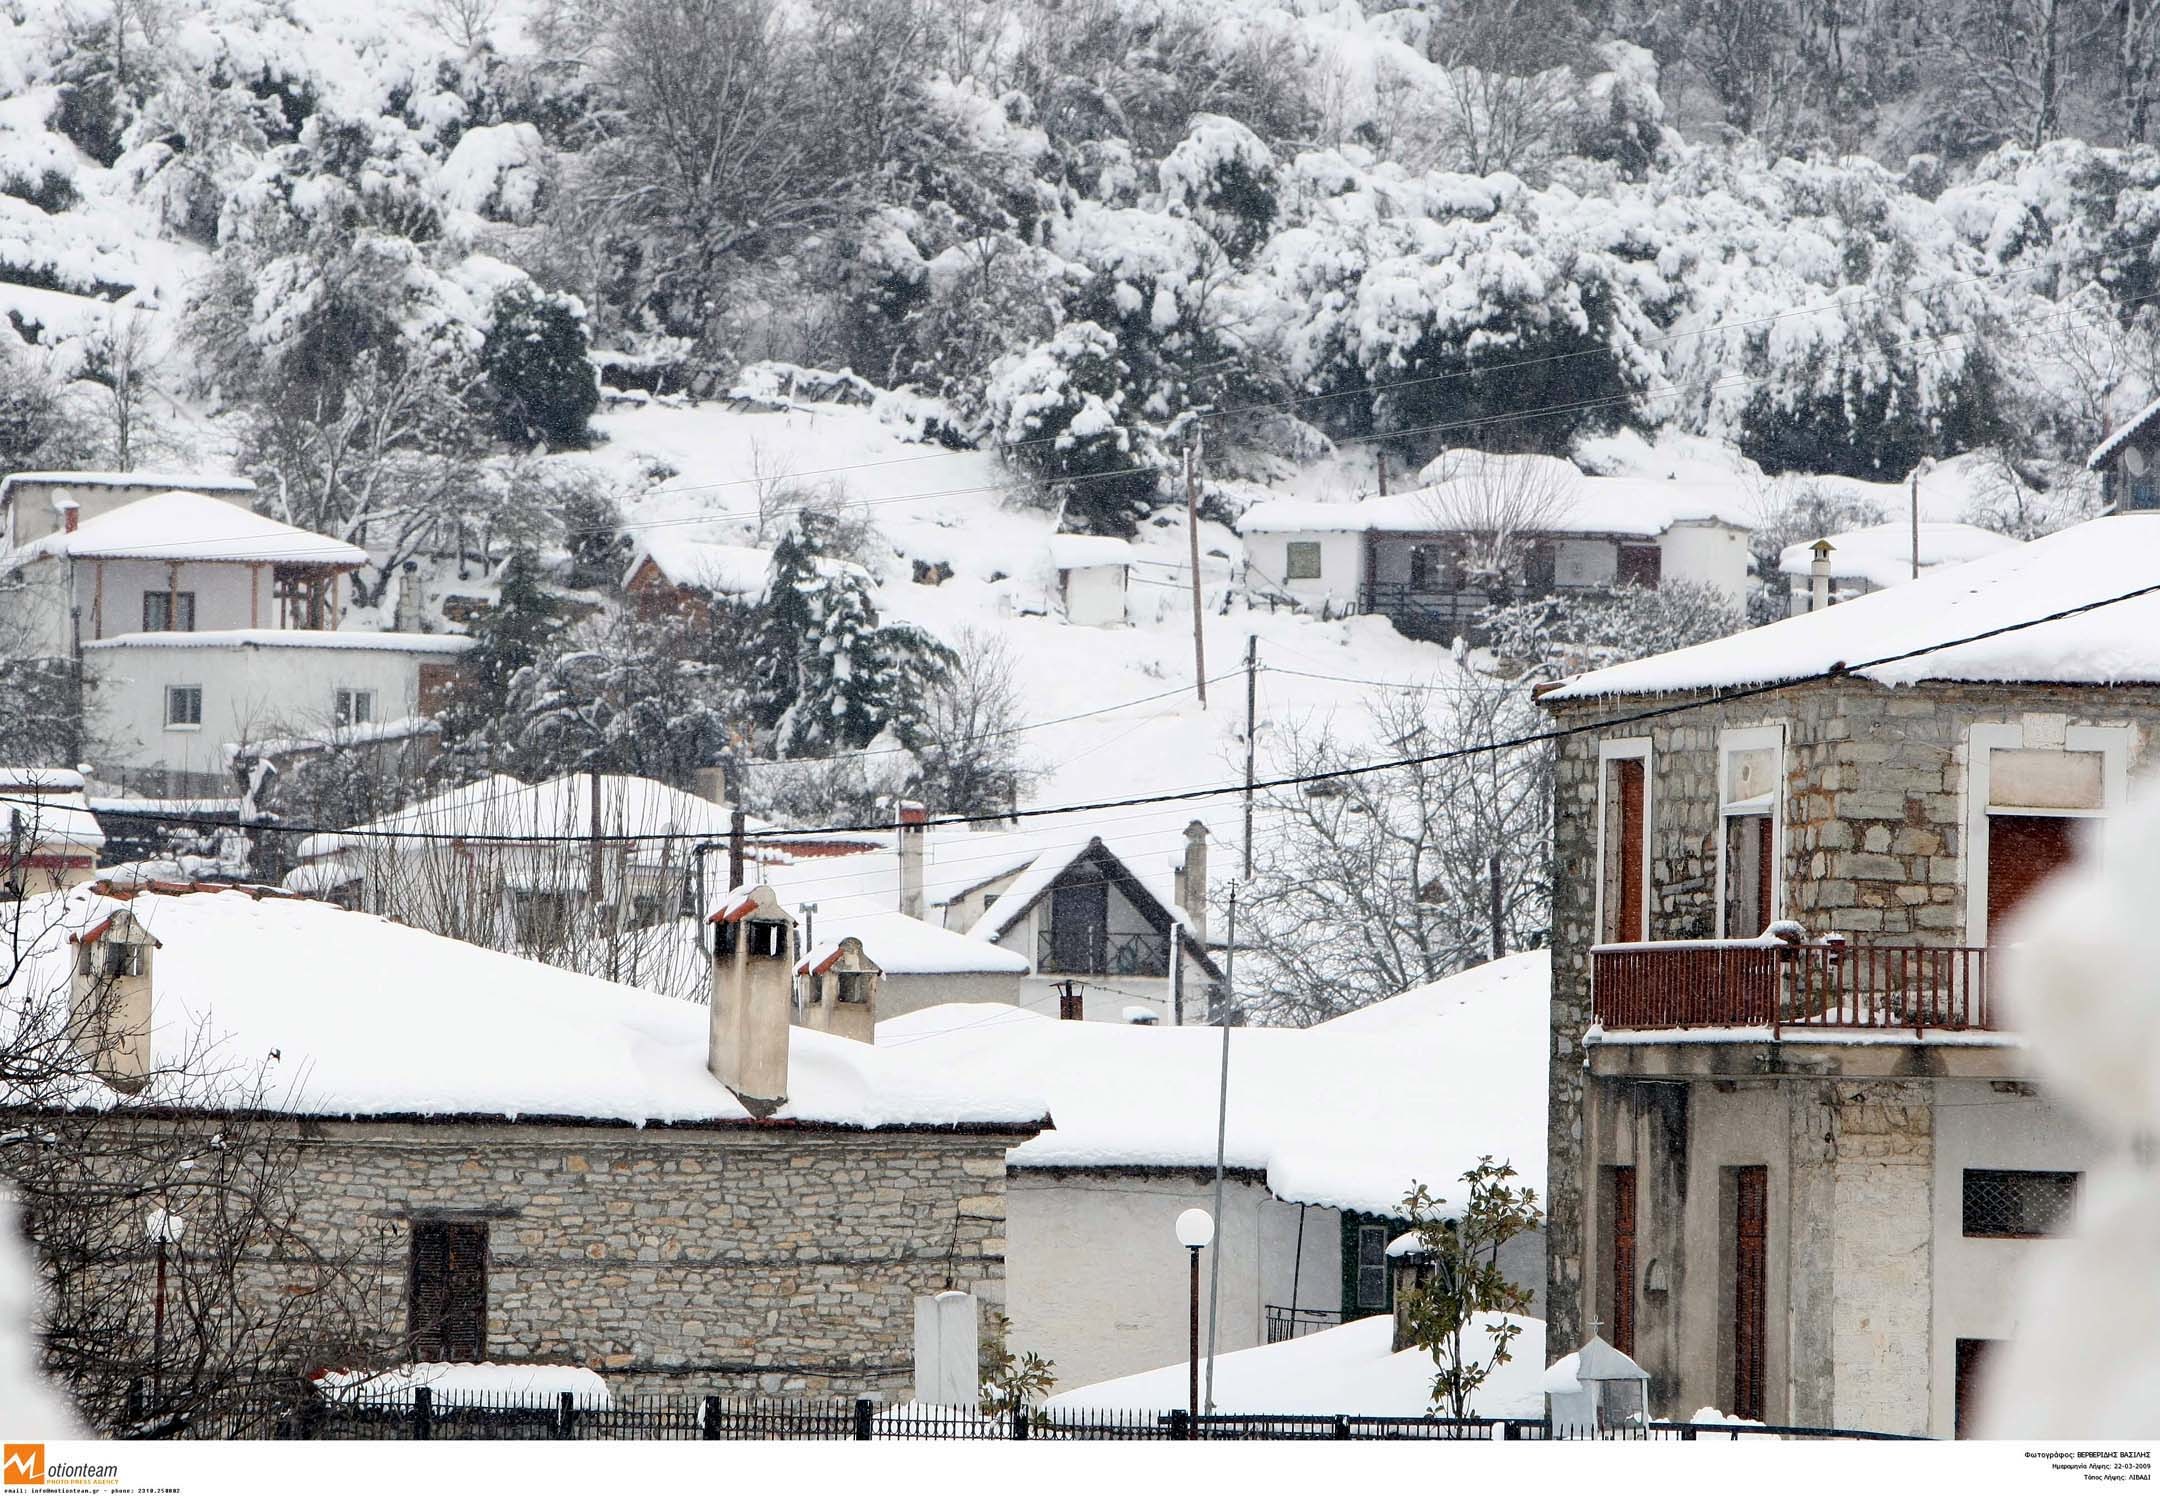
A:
1732;1167;1767;1422
409;1221;488;1361
1614;759;1645;943
1986;815;2078;938
1609;1165;1637;1357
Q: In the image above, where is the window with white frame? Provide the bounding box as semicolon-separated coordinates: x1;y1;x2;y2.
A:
1597;739;1652;944
334;687;376;727
164;685;203;729
1966;722;2128;943
1716;726;1784;938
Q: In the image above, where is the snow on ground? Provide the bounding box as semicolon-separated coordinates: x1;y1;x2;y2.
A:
2;885;1049;1132
316;1362;613;1409
1048;1311;1546;1418
876;951;1549;1217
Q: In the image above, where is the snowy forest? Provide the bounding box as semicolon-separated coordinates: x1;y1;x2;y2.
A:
7;0;2160;1016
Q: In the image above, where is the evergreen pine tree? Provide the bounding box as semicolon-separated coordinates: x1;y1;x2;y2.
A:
431;549;566;781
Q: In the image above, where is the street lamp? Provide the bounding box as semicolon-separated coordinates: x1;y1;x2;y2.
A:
1175;1207;1213;1438
145;1208;185;1404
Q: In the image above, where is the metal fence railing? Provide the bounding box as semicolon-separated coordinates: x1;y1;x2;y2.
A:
1264;1305;1344;1344
120;1385;1929;1442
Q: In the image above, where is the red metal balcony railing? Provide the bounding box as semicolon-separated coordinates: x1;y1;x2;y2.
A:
1591;938;1994;1036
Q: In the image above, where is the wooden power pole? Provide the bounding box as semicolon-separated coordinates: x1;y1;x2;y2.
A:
1186;437;1207;707
1242;635;1258;879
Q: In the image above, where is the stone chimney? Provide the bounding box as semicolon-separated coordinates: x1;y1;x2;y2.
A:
1809;539;1835;613
707;884;797;1115
798;935;881;1045
54;495;78;534
897;801;927;920
1177;819;1209;945
68;905;159;1093
394;560;424;632
693;763;729;809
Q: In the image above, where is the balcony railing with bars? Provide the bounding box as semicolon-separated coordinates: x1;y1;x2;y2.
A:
1036;928;1172;978
1591;937;1994;1036
1264;1305;1344;1344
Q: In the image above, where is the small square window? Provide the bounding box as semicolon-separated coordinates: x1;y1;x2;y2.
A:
165;685;203;728
1963;1169;2078;1238
1285;541;1323;581
836;970;875;1004
335;688;376;727
143;591;196;632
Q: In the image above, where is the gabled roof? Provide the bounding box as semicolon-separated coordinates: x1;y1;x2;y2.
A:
967;837;1221;978
2088;396;2160;471
622;535;774;596
8;490;367;567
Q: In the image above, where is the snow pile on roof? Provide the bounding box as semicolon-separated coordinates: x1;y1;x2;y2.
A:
0;470;258;498
623;534;774;597
296;772;765;861
799;912;1030;977
1048;1312;1545;1418
317;1362;612;1409
8;490;366;566
0;768;104;854
1048;534;1135;570
1775;521;2021;588
82;628;470;654
1;885;1049;1131
878;950;1549;1215
1546;514;2160;700
1238;461;1752;539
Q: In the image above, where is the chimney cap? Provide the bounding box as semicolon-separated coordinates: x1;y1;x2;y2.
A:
707;882;788;925
898;802;928;828
1810;537;1836;559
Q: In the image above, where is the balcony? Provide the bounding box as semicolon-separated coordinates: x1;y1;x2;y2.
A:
1035;927;1172;978
1591;938;1995;1037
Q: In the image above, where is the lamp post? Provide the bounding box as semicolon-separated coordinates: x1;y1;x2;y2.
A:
144;1207;185;1404
1174;1207;1213;1438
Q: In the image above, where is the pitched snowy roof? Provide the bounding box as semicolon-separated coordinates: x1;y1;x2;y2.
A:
1775;521;2021;589
875;950;1550;1216
297;772;769;860
2088;395;2160;470
1238;468;1752;540
1545;514;2160;701
1;885;1049;1131
10;490;366;566
1050;1312;1546;1418
1;470;258;498
82;629;470;654
623;535;773;596
798;912;1031;977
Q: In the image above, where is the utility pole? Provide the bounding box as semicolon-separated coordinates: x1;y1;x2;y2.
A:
1376;450;1390;497
587;763;605;923
1204;884;1236;1412
1910;463;1922;580
1242;636;1258;879
1186;435;1207;707
1489;852;1505;961
727;805;747;891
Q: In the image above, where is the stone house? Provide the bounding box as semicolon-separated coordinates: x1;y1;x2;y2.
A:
7;879;1046;1396
1535;512;2159;1437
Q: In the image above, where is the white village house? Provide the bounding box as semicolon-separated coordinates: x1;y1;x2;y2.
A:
878;950;1550;1392
0;476;470;794
1238;454;1751;640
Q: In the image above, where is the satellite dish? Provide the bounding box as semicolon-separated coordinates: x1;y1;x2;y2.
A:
2126;445;2148;477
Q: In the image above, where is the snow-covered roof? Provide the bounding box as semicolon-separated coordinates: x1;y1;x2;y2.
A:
2;885;1050;1131
0;773;104;855
798;912;1031;977
623;535;773;596
82;629;472;654
317;1363;612;1409
2088;395;2160;471
0;470;258;499
1775;521;2020;589
8;490;366;567
1238;467;1753;540
876;950;1550;1216
1049;534;1135;570
1546;514;2160;701
296;772;766;861
1049;1312;1546;1418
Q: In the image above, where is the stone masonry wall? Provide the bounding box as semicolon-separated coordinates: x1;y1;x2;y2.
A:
270;1120;1024;1398
1545;678;2160;1347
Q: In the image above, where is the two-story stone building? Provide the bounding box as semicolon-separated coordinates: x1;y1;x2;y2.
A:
1536;513;2158;1438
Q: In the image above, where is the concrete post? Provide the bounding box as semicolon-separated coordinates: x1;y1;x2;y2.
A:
913;1290;980;1407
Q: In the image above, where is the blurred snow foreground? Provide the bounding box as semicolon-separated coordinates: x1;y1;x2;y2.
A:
0;1197;80;1437
1986;785;2160;1437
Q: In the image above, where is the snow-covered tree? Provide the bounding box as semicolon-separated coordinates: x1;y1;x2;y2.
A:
1481;580;1748;677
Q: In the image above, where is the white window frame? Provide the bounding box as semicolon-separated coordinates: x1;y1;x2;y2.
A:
334;687;377;728
1713;724;1786;938
164;684;203;730
1593;737;1653;946
1963;721;2131;945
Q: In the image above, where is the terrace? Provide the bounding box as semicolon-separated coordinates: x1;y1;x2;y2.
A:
1590;935;1996;1038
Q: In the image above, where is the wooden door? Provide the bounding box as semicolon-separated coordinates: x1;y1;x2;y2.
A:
1732;1167;1767;1421
1986;815;2078;938
1610;1165;1637;1357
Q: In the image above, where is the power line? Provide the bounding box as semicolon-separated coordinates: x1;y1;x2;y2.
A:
15;567;2160;848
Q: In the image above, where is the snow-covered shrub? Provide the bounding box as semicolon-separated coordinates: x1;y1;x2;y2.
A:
1481;580;1747;678
1160;114;1279;261
987;320;1162;535
479;282;597;446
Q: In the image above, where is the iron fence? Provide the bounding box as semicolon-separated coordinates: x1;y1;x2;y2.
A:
1264;1304;1344;1344
124;1385;1928;1442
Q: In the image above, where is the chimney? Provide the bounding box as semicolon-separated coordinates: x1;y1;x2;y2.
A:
1809;539;1835;613
54;494;79;534
897;801;927;920
394;560;424;632
1178;820;1209;945
68;905;159;1093
707;884;796;1115
693;762;729;809
800;936;881;1045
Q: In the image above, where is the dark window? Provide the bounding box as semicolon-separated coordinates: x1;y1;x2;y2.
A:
409;1220;488;1361
1618;545;1663;588
1285;541;1322;581
1607;1165;1637;1357
836;970;875;1004
1730;1166;1767;1422
1963;1169;2078;1238
1986;815;2080;940
1047;877;1108;973
1355;1224;1389;1311
2129;473;2160;511
510;890;574;948
164;685;202;727
142;591;195;632
1955;1339;1998;1438
1722;813;1773;937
